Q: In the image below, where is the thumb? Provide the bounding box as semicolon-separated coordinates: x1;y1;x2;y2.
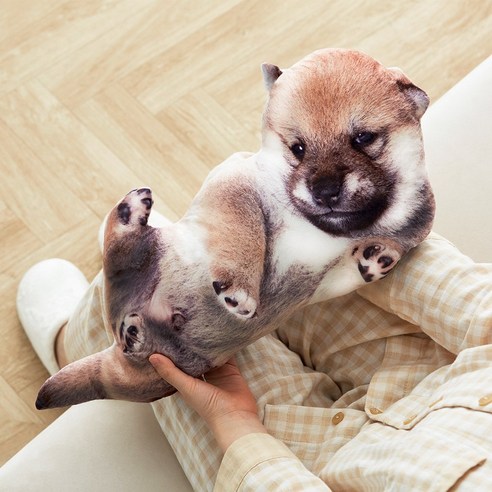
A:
149;354;199;395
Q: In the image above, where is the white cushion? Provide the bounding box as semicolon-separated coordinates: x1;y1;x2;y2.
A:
422;55;492;263
0;400;192;491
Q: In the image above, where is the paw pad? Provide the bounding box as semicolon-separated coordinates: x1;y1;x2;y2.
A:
212;281;257;319
353;241;401;283
117;188;153;228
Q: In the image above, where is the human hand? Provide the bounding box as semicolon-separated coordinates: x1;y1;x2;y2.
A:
149;354;268;453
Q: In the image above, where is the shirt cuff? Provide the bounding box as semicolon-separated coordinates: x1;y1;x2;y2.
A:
214;433;302;491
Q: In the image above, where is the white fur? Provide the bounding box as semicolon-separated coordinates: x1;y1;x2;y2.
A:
273;213;349;275
309;258;364;303
259;131;291;173
164;222;209;266
379;131;427;231
292;179;313;204
345;172;374;196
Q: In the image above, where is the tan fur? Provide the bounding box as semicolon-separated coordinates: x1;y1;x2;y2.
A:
197;175;266;314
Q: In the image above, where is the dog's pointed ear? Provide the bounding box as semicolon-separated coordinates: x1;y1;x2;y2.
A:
35;344;174;409
262;63;282;91
389;67;429;119
35;347;115;409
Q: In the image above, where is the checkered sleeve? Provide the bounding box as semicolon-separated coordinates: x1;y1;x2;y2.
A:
214;433;330;491
357;232;492;354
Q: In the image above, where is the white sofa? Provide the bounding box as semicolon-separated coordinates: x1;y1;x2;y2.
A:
1;56;491;491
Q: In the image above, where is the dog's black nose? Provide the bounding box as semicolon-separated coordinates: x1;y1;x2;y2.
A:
311;178;342;207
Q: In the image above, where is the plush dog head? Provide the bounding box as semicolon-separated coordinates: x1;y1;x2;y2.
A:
261;48;433;247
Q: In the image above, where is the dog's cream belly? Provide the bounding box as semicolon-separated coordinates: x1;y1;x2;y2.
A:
162;222;210;266
273;212;350;276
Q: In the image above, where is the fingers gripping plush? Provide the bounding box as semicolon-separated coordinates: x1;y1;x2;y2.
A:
149;355;268;453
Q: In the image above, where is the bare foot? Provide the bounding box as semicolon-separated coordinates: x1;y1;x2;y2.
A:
55;323;69;368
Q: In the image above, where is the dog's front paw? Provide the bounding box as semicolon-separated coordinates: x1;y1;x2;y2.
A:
352;239;402;283
117;188;153;229
212;281;257;319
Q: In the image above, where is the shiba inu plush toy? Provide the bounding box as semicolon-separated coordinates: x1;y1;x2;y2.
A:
36;49;434;409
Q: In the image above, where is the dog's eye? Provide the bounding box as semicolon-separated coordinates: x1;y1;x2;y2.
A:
290;142;306;160
352;131;377;147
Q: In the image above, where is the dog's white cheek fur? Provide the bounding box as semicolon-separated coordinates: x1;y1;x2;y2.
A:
344;173;375;197
379;130;428;231
257;132;297;214
259;130;291;173
292;180;312;205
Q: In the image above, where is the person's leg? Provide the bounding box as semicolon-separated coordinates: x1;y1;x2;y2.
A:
54;281;335;490
61;270;111;364
18;259;372;491
17;216;382;491
53;280;324;490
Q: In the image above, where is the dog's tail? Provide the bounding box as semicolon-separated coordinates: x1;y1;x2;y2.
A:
35;343;175;410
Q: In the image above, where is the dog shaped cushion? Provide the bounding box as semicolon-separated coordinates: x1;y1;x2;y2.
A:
36;49;435;409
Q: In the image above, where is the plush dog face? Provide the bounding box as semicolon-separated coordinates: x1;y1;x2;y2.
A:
261;49;433;243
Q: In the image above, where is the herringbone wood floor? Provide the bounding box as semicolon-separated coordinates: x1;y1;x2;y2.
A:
1;0;491;465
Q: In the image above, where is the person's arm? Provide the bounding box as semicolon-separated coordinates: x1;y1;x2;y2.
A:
149;355;331;491
357;233;492;354
149;355;267;453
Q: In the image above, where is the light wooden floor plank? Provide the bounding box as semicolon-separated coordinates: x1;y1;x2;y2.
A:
39;0;242;108
0;200;43;276
0;80;151;217
74;84;209;217
121;0;333;113
0;0;157;96
0;119;92;242
157;88;260;168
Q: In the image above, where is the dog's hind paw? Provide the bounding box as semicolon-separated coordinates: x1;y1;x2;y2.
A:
117;188;153;229
352;239;403;283
212;281;257;319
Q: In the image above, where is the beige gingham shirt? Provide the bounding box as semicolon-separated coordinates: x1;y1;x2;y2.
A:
66;233;492;491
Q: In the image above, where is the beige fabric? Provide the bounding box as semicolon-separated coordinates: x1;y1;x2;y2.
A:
63;232;492;491
422;55;492;263
0;400;192;492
